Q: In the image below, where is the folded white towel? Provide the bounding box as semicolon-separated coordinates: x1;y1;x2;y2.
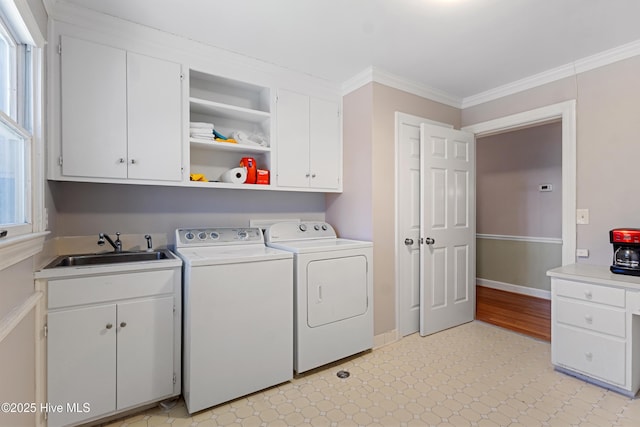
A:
190;122;214;129
190;128;213;135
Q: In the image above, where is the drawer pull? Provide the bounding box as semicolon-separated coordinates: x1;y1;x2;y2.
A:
585;291;593;299
585;352;593;361
584;315;593;323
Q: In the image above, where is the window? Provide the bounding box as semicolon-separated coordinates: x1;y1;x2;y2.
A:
0;0;45;269
0;4;36;240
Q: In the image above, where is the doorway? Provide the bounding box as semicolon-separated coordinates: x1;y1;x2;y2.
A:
396;100;576;337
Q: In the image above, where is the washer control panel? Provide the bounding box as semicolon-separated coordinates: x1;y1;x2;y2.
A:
176;227;263;247
265;221;336;242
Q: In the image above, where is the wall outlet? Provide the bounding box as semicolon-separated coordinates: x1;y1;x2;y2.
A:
538;184;553;192
576;248;589;258
576;209;589;225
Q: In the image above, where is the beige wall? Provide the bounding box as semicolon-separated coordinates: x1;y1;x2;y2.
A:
463;55;640;266
0;259;37;427
49;181;326;240
332;82;460;335
477;238;562;292
477;122;562;238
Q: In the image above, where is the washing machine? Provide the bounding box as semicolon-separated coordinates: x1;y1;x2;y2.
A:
265;221;373;373
174;227;293;414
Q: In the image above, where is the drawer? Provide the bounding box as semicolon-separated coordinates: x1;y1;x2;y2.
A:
627;291;640;314
554;324;626;387
555;298;626;338
553;278;625;307
48;269;175;309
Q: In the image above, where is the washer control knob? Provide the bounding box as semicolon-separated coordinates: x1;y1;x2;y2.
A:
185;231;195;241
314;224;320;231
299;224;307;232
197;231;207;240
237;230;248;240
321;224;328;231
210;231;220;240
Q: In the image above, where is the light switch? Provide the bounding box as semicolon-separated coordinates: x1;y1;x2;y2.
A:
577;209;589;225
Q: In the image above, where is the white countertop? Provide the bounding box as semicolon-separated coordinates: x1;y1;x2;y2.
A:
547;263;640;291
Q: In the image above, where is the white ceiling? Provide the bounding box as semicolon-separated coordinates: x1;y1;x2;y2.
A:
57;0;640;101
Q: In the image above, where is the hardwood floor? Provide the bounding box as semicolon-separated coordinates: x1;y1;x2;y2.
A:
475;285;551;341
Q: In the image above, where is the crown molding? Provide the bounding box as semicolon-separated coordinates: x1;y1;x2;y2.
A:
342;67;463;108
345;39;640;110
462;38;640;109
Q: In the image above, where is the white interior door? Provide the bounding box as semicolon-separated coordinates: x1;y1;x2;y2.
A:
397;113;452;337
420;124;475;336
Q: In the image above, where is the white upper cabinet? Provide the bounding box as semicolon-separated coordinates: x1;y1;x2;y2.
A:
58;35;183;182
61;35;128;179
276;89;341;191
127;52;182;181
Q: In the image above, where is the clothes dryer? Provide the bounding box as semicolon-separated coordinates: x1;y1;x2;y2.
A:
265;221;373;373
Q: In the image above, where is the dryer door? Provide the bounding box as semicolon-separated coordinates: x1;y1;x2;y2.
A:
307;255;368;327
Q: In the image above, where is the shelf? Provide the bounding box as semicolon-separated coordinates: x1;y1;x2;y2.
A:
189;97;270;124
189;138;270;154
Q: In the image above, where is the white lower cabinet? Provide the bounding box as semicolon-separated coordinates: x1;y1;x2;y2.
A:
549;266;640;396
45;269;180;427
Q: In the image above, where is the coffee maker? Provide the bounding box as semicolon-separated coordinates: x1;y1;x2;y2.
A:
610;228;640;276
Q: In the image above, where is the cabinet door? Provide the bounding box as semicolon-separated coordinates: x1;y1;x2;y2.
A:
127;52;183;181
47;305;117;427
276;89;310;187
309;97;341;189
116;296;174;409
61;35;127;179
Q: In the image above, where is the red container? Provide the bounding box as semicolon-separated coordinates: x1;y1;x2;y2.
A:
256;169;270;185
239;157;257;184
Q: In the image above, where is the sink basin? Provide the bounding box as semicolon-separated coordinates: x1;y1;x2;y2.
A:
45;250;173;268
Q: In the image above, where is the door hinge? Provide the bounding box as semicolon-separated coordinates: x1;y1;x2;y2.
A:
173;373;177;384
44;324;48;337
173;305;176;314
57;44;61;55
58;156;63;166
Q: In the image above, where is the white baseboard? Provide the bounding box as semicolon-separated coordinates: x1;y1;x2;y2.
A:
374;329;399;349
477;278;551;300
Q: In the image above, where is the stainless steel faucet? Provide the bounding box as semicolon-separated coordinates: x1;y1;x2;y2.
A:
98;232;123;253
145;234;153;251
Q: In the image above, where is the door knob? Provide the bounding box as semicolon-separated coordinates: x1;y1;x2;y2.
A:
404;238;414;246
424;237;435;245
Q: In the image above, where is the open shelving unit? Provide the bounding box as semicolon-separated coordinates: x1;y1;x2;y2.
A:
187;70;273;187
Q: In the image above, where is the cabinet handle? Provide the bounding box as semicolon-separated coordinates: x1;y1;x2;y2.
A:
305;173;310;178
120;322;127;328
584;315;593;323
106;323;113;329
130;159;136;165
311;173;316;178
118;158;125;164
584;291;593;299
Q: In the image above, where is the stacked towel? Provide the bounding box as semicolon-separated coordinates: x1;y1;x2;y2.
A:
190;122;215;140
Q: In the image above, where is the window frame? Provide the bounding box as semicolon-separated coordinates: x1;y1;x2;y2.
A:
0;0;47;270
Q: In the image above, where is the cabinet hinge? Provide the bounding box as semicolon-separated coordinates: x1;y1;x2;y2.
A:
173;305;176;314
58;156;63;166
57;44;61;55
173;373;177;384
180;73;184;81
44;324;48;337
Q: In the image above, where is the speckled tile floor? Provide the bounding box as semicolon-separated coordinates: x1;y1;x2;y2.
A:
101;321;640;426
